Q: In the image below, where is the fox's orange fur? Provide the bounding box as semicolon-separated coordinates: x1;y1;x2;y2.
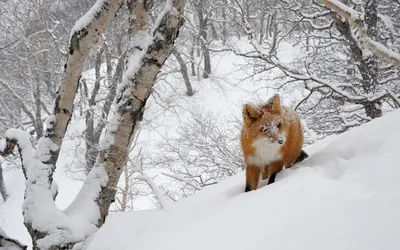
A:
241;94;305;191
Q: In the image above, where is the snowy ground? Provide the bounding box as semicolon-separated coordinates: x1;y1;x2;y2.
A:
88;109;400;250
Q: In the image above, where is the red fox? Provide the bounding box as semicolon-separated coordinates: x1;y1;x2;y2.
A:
241;94;308;192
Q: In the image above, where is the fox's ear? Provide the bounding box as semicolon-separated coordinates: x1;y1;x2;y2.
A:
243;104;261;123
268;94;282;113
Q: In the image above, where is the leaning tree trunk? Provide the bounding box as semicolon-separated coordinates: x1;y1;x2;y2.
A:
321;0;400;68
95;0;186;226
172;48;194;96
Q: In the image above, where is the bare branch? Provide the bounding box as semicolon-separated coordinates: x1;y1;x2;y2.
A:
0;38;20;50
162;172;202;191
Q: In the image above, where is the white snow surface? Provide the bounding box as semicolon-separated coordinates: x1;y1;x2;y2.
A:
88;109;400;250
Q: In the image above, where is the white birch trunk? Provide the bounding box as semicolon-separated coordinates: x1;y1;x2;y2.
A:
93;0;186;226
320;0;400;68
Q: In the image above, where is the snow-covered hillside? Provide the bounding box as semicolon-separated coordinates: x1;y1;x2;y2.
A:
88;109;400;250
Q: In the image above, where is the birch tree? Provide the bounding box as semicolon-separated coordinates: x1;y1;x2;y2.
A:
0;0;186;249
320;0;400;68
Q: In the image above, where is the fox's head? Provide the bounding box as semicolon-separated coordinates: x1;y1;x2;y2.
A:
242;94;286;146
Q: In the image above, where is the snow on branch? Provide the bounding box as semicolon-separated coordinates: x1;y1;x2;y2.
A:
135;175;170;209
320;0;400;68
0;129;32;164
0;226;27;249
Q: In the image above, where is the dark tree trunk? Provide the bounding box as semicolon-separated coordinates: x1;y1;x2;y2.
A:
173;48;194;96
332;0;381;119
259;12;266;45
95;0;186;227
222;0;227;45
84;46;104;174
190;35;196;76
195;0;212;78
210;21;218;41
0;163;7;201
34;82;43;139
358;0;381;118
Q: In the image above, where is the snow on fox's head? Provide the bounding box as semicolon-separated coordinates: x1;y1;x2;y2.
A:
242;94;286;145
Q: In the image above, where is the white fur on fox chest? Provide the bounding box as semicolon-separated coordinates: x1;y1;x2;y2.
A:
247;138;282;167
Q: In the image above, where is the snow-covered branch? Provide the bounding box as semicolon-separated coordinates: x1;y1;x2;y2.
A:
320;0;400;68
0;227;27;250
135;175;170;209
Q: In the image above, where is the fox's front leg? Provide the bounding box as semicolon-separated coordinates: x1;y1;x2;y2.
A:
245;165;261;192
261;161;284;185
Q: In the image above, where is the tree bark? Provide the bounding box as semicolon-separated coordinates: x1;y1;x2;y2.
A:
95;0;186;227
49;0;124;169
332;0;381;119
194;0;212;78
321;0;400;68
85;46;104;174
190;35;196;76
0;163;7;202
222;0;227;45
173;48;194;96
34;82;43;139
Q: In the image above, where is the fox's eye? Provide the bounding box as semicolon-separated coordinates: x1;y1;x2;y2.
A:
277;123;281;129
262;127;269;134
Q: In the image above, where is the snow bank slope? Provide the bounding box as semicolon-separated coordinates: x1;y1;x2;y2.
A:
88;110;400;250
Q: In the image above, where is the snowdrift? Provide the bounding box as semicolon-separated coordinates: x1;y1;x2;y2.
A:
87;110;400;250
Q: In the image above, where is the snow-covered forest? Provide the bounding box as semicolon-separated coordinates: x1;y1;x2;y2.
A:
0;0;399;249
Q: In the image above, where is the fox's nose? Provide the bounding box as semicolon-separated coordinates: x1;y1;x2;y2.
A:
278;139;285;145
